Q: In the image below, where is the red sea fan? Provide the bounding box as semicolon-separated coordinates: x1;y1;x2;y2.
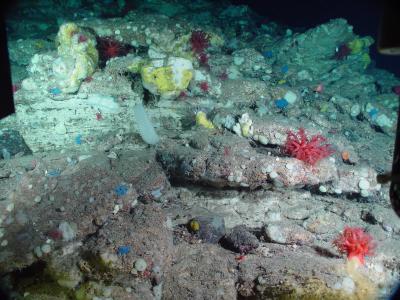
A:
190;30;210;54
283;128;334;165
333;226;376;265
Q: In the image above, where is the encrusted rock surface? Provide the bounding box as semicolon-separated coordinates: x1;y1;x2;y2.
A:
1;0;400;299
0;147;399;299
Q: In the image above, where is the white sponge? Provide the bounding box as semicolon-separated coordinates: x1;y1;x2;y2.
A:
133;103;160;145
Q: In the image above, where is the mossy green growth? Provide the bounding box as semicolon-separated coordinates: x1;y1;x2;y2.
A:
168;33;193;58
346;37;373;69
75;281;104;300
20;281;72;300
9;260;74;299
347;37;374;54
259;278;367;300
360;52;371;69
319;103;329;113
127;57;145;73
45;263;83;289
34;39;47;49
209;32;225;48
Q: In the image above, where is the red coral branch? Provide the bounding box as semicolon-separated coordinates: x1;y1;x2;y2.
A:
283;128;334;165
190;30;210;54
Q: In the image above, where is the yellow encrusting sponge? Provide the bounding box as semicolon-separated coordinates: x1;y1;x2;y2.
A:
195;111;215;129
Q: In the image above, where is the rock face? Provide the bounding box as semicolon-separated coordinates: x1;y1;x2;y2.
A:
0;147;399;299
2;0;400;299
9;56;141;152
83;204;174;281
163;244;238;300
156;132;379;197
237;243;378;300
272;19;369;78
222;225;260;253
0;150;169;273
0;129;31;159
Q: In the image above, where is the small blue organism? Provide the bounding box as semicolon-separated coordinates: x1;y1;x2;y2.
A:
368;108;379;121
263;50;273;58
75;134;82;145
151;188;163;199
275;98;288;109
49;87;62;95
117;245;131;256
115;184;128;196
281;65;289;73
47;169;61;177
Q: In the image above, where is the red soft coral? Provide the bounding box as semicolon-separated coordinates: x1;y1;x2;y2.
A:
333;226;376;265
190;30;210;54
97;37;129;62
199;81;209;93
283;128;334;165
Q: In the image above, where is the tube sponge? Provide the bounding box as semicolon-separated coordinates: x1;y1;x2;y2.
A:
133;103;160;145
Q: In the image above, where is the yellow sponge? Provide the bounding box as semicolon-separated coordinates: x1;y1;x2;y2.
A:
195;111;215;129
